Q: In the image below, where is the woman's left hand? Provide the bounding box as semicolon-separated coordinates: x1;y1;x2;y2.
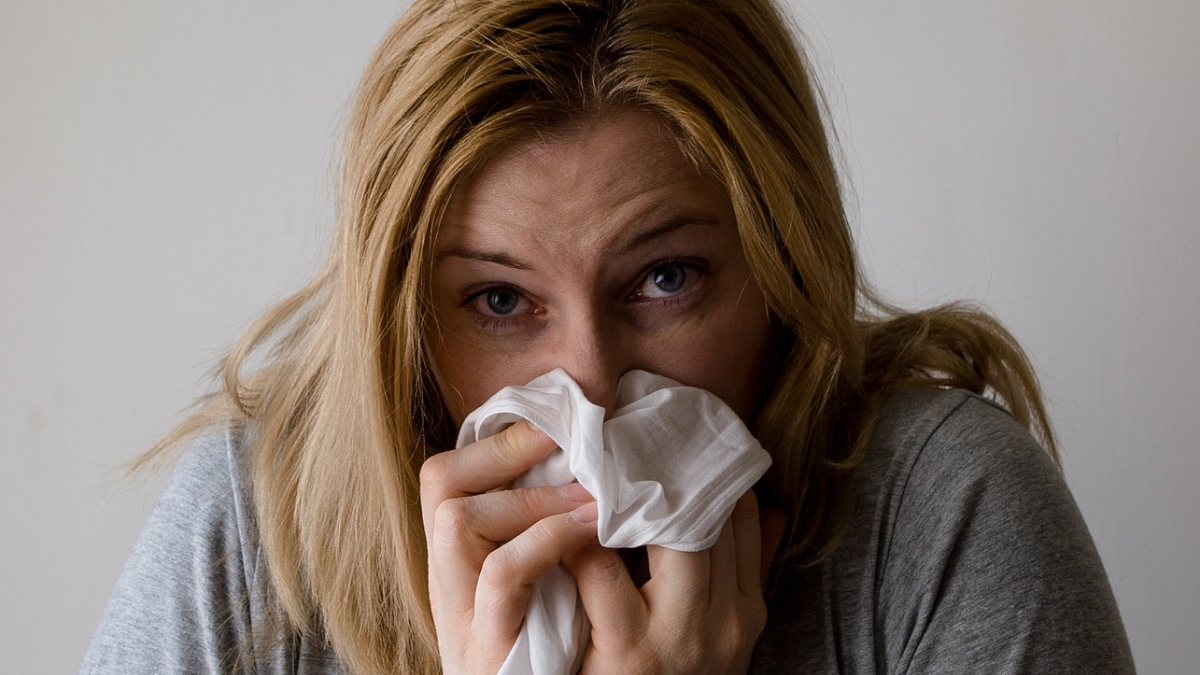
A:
564;490;786;675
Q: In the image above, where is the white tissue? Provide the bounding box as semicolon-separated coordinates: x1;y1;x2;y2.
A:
455;368;772;675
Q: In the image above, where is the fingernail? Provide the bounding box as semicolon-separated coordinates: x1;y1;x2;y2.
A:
522;419;551;441
569;501;599;524
560;481;592;502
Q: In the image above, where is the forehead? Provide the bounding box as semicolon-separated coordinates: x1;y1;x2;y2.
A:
437;111;731;255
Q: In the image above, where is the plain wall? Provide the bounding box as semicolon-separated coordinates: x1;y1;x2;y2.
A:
1;1;1196;673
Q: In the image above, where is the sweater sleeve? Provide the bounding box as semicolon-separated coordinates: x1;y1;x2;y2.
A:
79;429;263;674
877;396;1136;674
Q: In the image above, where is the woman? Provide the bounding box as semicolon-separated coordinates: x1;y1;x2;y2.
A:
81;0;1135;673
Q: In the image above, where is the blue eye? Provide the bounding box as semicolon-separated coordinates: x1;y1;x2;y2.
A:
638;263;691;299
652;265;686;293
459;285;537;334
485;287;520;315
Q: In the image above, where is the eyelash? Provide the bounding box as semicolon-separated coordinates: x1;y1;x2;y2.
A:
458;257;710;334
629;258;710;306
458;286;533;334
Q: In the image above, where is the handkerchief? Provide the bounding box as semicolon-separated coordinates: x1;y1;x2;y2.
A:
455;368;772;675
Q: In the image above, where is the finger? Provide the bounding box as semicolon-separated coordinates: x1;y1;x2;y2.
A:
642;545;710;620
436;482;594;546
730;490;762;596
564;543;647;649
709;505;742;600
758;505;787;588
420;420;558;533
429;484;594;619
473;503;601;648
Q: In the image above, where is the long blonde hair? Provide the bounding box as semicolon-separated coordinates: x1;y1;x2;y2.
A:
143;0;1055;672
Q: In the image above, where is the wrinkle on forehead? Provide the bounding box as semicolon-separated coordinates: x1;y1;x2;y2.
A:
437;111;730;267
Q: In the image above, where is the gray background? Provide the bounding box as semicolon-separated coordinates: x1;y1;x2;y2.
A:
2;1;1197;673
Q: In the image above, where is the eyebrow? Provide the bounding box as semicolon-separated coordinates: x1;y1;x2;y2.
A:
433;215;723;269
434;246;533;270
615;215;723;254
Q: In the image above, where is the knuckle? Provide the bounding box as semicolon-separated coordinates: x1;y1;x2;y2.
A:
478;549;518;590
671;636;706;672
631;655;660;675
496;421;553;465
716;624;748;661
613;647;659;675
577;549;626;585
492;422;529;460
512;486;545;515
744;597;768;636
432;498;472;541
649;618;692;656
524;518;568;555
418;453;449;492
713;603;766;665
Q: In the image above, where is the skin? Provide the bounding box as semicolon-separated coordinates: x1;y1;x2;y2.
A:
420;110;784;675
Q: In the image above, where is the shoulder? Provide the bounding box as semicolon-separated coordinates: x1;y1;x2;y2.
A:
868;386;1043;473
864;388;1135;673
141;425;262;591
81;427;347;675
753;387;1135;674
80;427;256;673
863;387;1061;515
157;426;255;535
863;388;1084;583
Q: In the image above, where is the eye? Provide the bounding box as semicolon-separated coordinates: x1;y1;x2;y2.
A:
459;284;537;332
637;262;691;299
482;287;521;316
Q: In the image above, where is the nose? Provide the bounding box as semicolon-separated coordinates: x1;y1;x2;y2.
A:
554;313;630;415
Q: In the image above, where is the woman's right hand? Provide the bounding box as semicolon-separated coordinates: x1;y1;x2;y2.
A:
419;420;600;675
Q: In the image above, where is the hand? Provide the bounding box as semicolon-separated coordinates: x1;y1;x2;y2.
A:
564;490;787;675
420;421;600;675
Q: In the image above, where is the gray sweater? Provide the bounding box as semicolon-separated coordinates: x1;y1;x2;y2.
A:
80;387;1135;674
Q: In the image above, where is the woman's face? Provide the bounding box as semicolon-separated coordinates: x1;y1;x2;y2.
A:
427;111;775;426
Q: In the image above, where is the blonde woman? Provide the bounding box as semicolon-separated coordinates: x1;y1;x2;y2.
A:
80;0;1135;673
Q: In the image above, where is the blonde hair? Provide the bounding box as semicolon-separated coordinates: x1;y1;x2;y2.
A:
143;0;1056;672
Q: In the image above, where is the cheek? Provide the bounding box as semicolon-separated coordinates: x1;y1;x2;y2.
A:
426;286;545;426
429;322;569;428
642;291;774;421
426;326;510;427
